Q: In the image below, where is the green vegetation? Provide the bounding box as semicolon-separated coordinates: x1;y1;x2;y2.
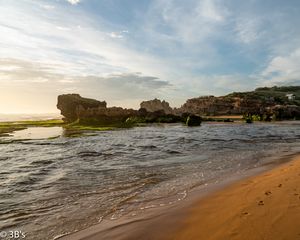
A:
0;118;131;139
65;124;116;131
226;86;300;105
244;115;253;124
0;126;26;137
65;118;132;131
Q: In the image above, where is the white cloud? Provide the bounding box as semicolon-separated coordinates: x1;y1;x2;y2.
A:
40;4;55;10
0;2;174;80
0;58;172;110
108;32;124;39
146;0;228;45
66;0;81;5
235;19;261;44
198;0;226;22
261;48;300;85
1;0;300;113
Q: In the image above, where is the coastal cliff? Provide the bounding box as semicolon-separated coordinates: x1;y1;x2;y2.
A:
178;86;300;120
57;86;300;124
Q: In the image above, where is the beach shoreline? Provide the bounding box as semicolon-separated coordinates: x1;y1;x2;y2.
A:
60;152;300;240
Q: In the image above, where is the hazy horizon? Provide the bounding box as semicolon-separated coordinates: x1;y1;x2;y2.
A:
1;0;300;113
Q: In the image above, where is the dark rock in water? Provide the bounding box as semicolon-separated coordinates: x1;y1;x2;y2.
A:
186;115;202;126
244;114;253;124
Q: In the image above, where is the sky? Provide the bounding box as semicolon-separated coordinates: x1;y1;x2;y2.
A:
0;0;300;113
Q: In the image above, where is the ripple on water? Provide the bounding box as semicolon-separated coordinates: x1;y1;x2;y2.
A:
0;122;300;239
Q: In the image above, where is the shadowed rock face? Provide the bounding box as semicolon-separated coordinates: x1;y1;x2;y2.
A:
270;105;300;120
178;96;268;116
57;94;137;123
57;86;300;124
57;94;107;122
140;99;173;114
177;95;300;119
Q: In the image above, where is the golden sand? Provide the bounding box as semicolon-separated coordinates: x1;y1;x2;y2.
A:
62;155;300;240
170;156;300;240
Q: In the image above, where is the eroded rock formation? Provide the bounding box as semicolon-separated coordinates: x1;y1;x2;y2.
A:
57;86;300;124
177;96;270;116
140;98;173;114
57;94;107;122
57;94;137;123
177;87;300;119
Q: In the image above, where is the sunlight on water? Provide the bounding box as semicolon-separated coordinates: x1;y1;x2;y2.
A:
7;127;63;140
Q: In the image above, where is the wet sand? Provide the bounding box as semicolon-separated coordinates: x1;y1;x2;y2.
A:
61;154;300;240
170;154;300;240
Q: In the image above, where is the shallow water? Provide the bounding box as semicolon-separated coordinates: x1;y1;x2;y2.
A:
0;122;300;239
5;127;63;140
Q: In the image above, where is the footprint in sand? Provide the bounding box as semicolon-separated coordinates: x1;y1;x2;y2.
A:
241;212;249;216
265;191;272;196
278;184;282;188
258;200;264;206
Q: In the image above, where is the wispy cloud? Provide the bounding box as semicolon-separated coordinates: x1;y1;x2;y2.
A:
261;48;300;86
235;18;261;44
0;0;300;113
66;0;81;5
0;58;172;110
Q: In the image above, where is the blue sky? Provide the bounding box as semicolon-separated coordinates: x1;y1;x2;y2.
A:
0;0;300;113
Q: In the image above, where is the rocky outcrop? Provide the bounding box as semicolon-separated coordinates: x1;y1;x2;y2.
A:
178;94;300;120
140;99;173;114
178;96;273;116
57;94;107;122
57;86;300;124
270;105;300;120
57;94;137;123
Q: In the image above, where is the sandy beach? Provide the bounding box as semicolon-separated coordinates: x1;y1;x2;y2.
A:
62;154;300;240
169;154;300;240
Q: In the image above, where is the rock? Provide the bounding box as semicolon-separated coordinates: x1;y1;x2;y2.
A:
140;98;173;114
270;105;300;120
177;87;300;120
57;94;106;122
57;94;136;124
186;115;202;126
178;96;267;116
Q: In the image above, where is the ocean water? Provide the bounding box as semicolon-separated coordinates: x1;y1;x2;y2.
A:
0;122;300;239
0;113;61;122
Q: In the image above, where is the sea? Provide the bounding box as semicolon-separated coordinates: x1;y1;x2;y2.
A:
0;121;300;239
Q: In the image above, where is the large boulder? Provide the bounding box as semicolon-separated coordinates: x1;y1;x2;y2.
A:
57;94;107;122
140;98;173;114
